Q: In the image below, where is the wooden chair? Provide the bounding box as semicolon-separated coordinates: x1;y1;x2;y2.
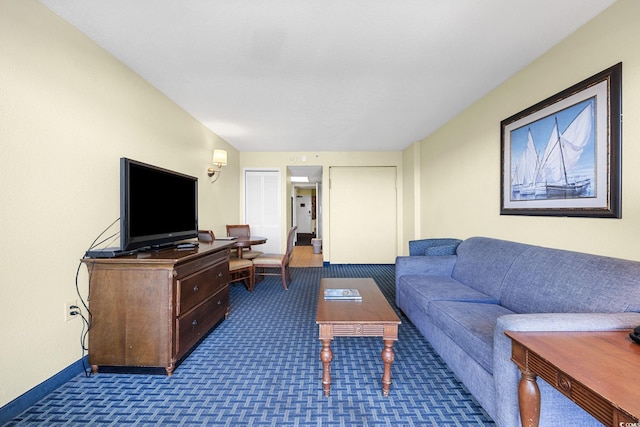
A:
252;226;297;290
197;229;216;243
199;230;254;292
229;258;255;292
226;224;263;259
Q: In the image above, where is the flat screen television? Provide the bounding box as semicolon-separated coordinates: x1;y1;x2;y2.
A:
120;157;198;251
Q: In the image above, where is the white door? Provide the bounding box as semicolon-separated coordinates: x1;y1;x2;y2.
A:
295;194;312;234
329;166;397;264
245;170;281;254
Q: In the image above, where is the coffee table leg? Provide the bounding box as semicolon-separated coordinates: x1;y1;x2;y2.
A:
320;338;333;396
518;368;541;427
381;339;395;397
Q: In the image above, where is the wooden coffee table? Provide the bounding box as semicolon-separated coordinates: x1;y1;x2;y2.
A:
316;278;401;397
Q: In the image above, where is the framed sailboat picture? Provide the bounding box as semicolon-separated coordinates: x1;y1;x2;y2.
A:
500;63;622;218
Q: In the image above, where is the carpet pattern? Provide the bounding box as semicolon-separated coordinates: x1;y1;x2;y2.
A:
5;265;494;426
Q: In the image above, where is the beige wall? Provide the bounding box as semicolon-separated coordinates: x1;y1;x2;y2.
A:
0;1;239;407
416;0;640;261
240;152;403;261
296;188;315;196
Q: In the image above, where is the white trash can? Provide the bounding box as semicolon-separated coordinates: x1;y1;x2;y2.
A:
311;238;322;254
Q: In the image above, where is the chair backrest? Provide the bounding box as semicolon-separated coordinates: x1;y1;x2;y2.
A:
198;230;215;242
284;226;298;260
226;224;250;238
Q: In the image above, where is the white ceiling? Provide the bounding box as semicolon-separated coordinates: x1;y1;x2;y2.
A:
40;0;615;153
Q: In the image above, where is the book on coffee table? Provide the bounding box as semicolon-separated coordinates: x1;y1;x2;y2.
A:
324;288;362;300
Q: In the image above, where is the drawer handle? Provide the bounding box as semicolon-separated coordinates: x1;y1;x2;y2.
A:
192;320;198;328
217;300;222;305
217;272;223;278
193;285;199;293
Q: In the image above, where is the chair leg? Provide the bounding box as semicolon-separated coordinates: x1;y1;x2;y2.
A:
281;265;288;290
255;267;264;283
230;266;254;292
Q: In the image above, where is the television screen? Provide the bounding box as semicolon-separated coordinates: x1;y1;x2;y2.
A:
120;158;198;251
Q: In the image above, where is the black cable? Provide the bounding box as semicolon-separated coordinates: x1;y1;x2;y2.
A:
74;217;120;377
79;217;119;317
89;231;119;251
69;309;92;377
73;310;90;351
86;217;119;251
74;260;92;376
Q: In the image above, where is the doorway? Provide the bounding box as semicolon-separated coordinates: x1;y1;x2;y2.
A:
293;188;315;246
289;166;322;266
288;165;322;239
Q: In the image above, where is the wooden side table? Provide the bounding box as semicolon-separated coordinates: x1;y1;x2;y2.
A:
505;331;640;427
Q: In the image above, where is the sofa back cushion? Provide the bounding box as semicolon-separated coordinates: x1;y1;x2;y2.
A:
452;237;531;299
409;238;462;256
424;243;459;256
501;246;640;313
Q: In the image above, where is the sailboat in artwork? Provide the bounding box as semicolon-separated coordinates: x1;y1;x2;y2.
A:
512;130;539;196
537;103;593;197
512;102;593;199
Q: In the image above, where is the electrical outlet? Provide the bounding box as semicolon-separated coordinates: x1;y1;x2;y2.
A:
65;299;79;322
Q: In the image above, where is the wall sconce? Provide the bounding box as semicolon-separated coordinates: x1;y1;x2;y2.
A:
207;149;227;183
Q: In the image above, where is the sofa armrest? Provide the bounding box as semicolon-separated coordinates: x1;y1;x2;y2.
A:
493;312;640;427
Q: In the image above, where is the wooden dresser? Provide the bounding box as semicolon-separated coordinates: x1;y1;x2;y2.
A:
81;241;234;375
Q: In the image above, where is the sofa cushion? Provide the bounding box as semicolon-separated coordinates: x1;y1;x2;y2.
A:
424;243;459;256
409;238;462;256
398;276;499;313
451;237;531;300
501;246;640;314
428;301;515;374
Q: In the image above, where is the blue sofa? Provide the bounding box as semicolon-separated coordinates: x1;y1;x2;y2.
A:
395;236;640;426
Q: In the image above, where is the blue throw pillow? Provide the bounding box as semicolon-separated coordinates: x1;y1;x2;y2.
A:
424;244;458;256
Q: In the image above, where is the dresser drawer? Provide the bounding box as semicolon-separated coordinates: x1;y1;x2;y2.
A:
175;250;228;278
177;262;229;315
175;287;229;359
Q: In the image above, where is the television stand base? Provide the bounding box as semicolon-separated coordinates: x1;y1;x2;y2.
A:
85;248;136;258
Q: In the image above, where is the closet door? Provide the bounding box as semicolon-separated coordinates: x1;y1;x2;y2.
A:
244;170;281;254
329;166;397;264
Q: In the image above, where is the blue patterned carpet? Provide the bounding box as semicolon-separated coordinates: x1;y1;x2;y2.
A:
5;265;494;426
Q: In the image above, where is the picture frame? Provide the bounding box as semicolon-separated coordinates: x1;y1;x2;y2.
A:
500;63;622;218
